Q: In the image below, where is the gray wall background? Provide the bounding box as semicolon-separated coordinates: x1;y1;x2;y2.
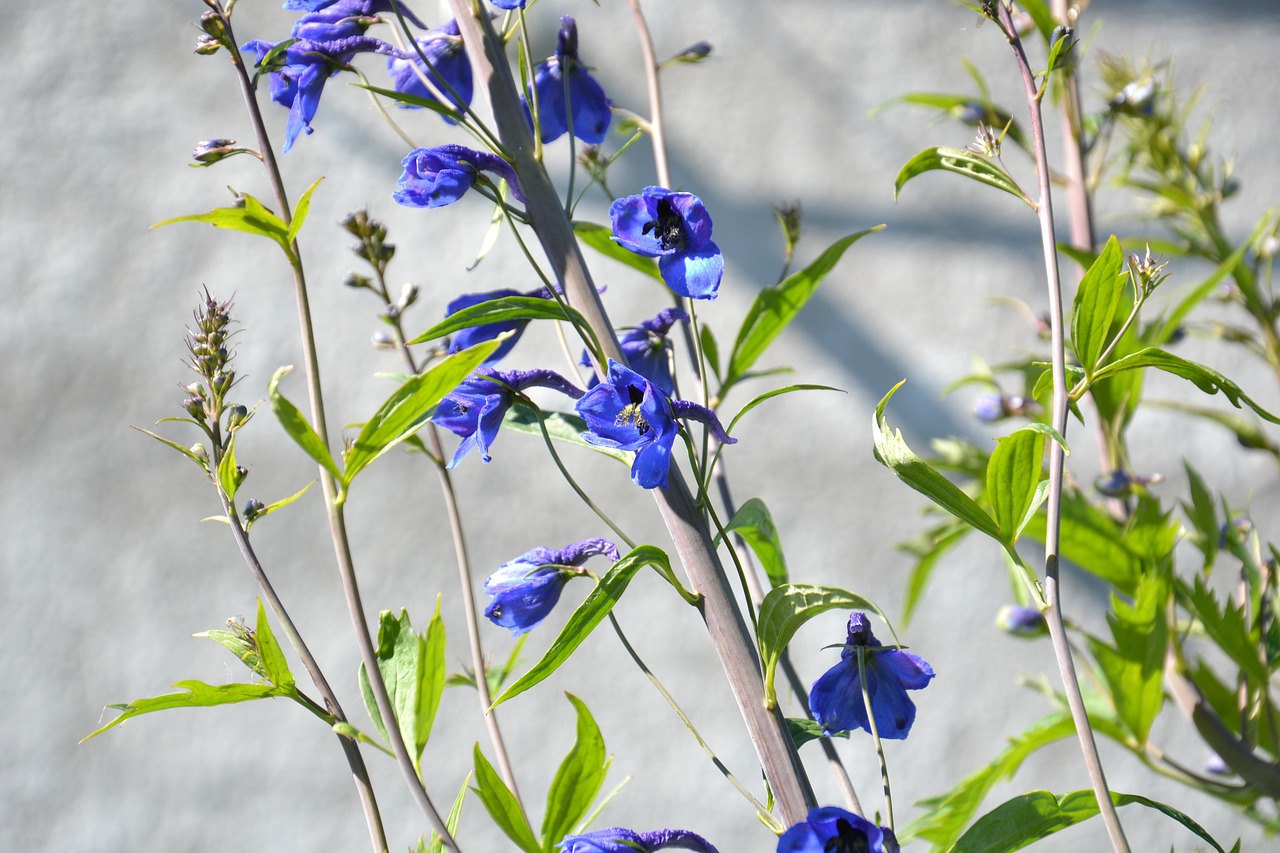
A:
5;1;1279;850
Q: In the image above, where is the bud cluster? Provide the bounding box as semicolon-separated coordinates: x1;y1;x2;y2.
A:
184;290;246;446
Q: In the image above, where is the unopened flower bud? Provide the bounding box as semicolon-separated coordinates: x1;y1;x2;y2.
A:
233;465;249;489
194;34;222;55
371;331;395;350
243;498;266;522
184;396;208;419
398;283;419;309
772;201;803;250
1095;470;1132;498
1219;517;1253;547
382;305;401;323
199;11;227;41
212;371;235;396
190;443;210;463
226;404;249;431
191;139;250;166
996;605;1048;638
344;273;371;290
668;41;712;65
973;392;1006;423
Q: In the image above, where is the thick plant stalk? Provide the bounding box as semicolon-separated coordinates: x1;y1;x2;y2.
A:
446;1;816;825
994;4;1130;850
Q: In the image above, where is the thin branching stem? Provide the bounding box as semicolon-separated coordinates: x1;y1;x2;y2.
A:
857;646;894;831
218;7;459;848
993;4;1129;850
626;0;670;189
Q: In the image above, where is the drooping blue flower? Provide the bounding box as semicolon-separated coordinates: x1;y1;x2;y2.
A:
386;18;472;120
444;287;551;364
576;360;734;490
432;368;581;468
809;612;934;740
776;807;898;853
393;144;527;208
283;0;426;28
559;827;720;853
524;16;611;144
581;307;687;396
484;539;619;635
488;0;526;9
610;187;724;300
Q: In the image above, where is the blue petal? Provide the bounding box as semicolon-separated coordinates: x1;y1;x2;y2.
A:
881;648;936;690
863;659;917;739
528;62;569;143
609;192;664;256
631;432;673;489
658;243;724;299
808;658;868;736
484;570;565;635
567;66;610;144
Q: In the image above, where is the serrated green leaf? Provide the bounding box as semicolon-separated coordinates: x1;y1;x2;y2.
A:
894;146;1030;205
254;599;295;691
986;427;1046;544
492;546;669;707
501;400;631;464
473;745;541;853
344;340;501;484
951;789;1226;853
406;296;585;346
1093;347;1280;424
268;366;343;483
1180;462;1218;569
82;680;289;741
726;228;882;388
284;177;324;246
542;694;609;850
1070;235;1126;375
785;717;849;750
725;498;789;588
153;191;291;255
874;382;1003;543
573;220;662;281
757;584;881;708
1088;573;1168;744
1183;576;1269;686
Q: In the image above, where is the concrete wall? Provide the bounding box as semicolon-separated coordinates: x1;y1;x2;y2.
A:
5;1;1278;850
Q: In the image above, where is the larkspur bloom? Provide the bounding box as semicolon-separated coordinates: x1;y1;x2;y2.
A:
488;0;525;9
444;287;550;364
776;807;898;853
809;612;934;740
559;827;720;853
581;307;688;396
995;604;1048;638
576;360;734;490
524;16;611;144
386;19;472;120
283;0;426;27
393;144;527;208
432;368;581;468
610;187;724;299
484;539;619;635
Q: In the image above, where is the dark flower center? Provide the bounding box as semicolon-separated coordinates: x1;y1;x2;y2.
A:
641;197;687;251
614;383;650;434
824;819;871;853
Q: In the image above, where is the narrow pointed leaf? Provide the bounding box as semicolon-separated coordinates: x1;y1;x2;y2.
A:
352;82;465;122
473;745;542;853
428;773;472;853
1093;348;1280;423
131;426;210;472
217;435;240;502
82;681;289;741
417;599;447;758
986;427;1046;544
254;599;295;691
1070;235;1126;375
153;192;291;254
541;694;609;850
407;297;583;345
245;480;316;531
725;498;789;587
501;401;631;464
268;366;342;482
895;146;1030;204
573;220;662;281
284;176;324;246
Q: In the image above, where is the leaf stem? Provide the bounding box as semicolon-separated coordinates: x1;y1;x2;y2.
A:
856;646;894;831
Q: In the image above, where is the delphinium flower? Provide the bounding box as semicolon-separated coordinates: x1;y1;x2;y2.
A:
576;360;734;490
432;368;581;468
995;604;1048;638
443;287;551;364
385;18;472;119
776;807;898;853
581;307;688;396
393;144;527;208
484;539;619;635
488;0;526;9
809;612;934;739
283;0;426;27
610;187;724;300
558;827;720;853
524;16;611;144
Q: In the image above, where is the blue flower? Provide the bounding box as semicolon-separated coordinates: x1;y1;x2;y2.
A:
444;287;550;364
559;827;720;853
809;612;934;740
488;0;526;8
432;368;582;468
582;307;687;396
393;144;527;208
995;605;1048;638
776;808;897;853
524;17;611;144
576;360;734;490
610;187;724;300
386;18;472;120
484;539;619;635
283;0;426;27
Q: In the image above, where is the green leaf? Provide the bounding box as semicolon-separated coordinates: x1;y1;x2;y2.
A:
284;177;323;246
986;427;1046;544
82;680;289;741
1180;462;1219;569
268;366;343;483
1070;235;1126;375
1087;573;1168;744
1042;26;1075;76
951;790;1226;853
500;400;631;464
428;773;472;853
406;296;587;346
493;546;670;707
1183;576;1269;686
132;426;210;472
254;599;295;691
1150;399;1279;457
897;520;971;628
1022;491;1143;594
244;480;316;531
358;609;443;771
1093;347;1280;424
572;220;662;281
153;191;292;256
902;711;1076;848
472;745;542;853
217;435;240;503
352;82;465;123
344;340;501;484
725;384;843;436
757;584;880;708
873;382;1003;543
786;717;849;750
541;694;609;850
195;621;264;679
726;227;883;387
870;93;1027;150
1017;0;1056;43
894;146;1030;205
700;323;722;384
725;498;789;588
418;600;447;760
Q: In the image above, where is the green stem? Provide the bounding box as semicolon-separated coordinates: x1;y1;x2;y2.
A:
857;646;893;831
